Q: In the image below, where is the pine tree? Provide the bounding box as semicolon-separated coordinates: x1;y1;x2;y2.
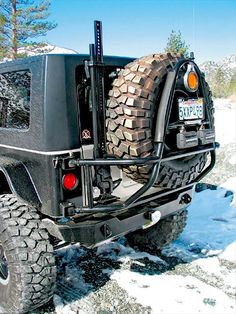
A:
212;67;227;98
0;12;8;59
165;30;189;57
227;72;236;97
0;0;56;59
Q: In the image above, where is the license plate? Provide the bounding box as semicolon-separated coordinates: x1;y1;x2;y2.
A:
178;98;204;121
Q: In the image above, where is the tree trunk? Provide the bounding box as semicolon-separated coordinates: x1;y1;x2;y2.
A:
11;0;17;59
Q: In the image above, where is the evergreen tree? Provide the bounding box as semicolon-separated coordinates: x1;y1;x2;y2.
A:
212;67;227;98
227;72;236;96
0;0;56;59
0;12;8;59
165;30;189;57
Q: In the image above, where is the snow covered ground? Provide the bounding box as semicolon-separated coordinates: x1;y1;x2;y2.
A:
41;187;235;314
204;98;236;185
37;98;236;314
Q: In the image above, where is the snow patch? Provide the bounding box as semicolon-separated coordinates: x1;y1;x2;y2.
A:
0;44;78;64
219;241;236;263
111;270;235;313
118;251;166;264
214;98;236;145
54;295;65;314
193;255;236;288
220;177;236;204
96;240;165;264
221;177;236;194
18;44;78;56
228;153;236;165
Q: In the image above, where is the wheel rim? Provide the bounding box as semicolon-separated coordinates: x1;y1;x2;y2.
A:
0;242;9;285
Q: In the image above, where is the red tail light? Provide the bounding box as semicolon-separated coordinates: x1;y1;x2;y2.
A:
62;173;78;191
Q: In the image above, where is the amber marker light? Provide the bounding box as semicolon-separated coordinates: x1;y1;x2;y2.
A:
184;64;199;92
188;71;198;90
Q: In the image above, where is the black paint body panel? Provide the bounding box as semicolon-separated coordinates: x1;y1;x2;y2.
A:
0;54;132;216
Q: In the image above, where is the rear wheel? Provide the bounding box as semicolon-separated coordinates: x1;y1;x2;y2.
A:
0;194;56;313
127;209;188;252
106;53;214;188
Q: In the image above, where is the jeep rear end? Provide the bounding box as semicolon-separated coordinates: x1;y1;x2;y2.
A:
0;21;217;313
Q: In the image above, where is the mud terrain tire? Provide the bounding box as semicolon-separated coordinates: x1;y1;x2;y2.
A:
106;53;213;188
127;209;188;252
0;194;56;313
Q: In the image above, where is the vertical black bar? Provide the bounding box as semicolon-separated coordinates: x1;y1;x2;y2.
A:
94;20;103;62
89;43;99;158
88;20;113;196
89;43;95;61
86;165;94;208
97;69;106;155
94;21;106;155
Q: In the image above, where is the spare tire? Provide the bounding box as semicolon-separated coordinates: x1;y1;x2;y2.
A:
106;53;213;189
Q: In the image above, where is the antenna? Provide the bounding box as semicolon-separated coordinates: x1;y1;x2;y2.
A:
192;0;196;54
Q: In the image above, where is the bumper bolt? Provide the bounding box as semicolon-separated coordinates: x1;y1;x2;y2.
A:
180;193;192;204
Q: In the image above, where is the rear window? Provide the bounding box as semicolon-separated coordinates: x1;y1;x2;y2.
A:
0;70;31;130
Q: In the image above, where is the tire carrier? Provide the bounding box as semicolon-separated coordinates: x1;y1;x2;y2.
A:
57;21;217;245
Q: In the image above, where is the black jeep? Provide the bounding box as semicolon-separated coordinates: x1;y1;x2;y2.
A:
0;21;216;313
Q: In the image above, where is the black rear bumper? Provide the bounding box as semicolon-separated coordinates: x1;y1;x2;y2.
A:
52;185;193;247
